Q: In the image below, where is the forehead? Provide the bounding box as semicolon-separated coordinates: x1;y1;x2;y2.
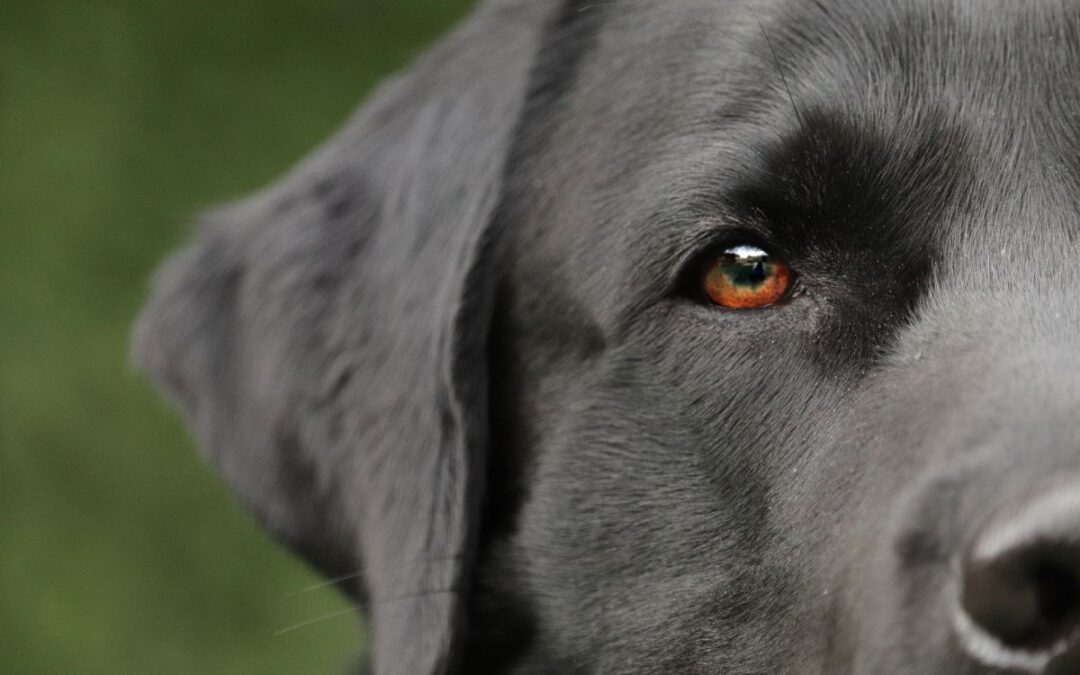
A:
515;0;1080;311
566;0;1080;156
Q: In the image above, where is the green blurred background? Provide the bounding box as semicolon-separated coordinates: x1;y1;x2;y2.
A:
1;1;475;672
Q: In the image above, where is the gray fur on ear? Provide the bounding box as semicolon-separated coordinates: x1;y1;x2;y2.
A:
132;2;553;673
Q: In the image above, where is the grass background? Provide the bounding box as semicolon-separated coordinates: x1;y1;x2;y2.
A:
1;1;475;672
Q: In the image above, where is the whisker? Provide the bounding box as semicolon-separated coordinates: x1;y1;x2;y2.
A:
275;588;459;635
756;17;807;136
287;571;364;597
285;555;466;596
274;607;358;636
361;588;458;611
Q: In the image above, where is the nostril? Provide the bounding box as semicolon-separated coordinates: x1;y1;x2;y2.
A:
960;485;1080;658
962;543;1080;650
1035;559;1080;634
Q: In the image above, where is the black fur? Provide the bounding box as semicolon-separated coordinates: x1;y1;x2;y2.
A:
135;1;1080;673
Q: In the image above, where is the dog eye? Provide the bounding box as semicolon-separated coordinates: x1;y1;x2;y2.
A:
702;245;794;309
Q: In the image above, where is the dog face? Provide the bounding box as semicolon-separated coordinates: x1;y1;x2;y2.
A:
135;1;1080;673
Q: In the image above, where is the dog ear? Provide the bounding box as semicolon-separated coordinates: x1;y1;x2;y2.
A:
132;2;552;673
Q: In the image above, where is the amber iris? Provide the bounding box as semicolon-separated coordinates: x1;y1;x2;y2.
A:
703;245;794;309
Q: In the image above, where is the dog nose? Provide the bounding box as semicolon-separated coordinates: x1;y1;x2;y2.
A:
960;482;1080;661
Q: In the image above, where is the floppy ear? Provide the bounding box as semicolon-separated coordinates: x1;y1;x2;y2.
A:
132;2;553;673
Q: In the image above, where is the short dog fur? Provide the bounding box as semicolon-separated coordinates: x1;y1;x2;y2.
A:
135;1;1080;673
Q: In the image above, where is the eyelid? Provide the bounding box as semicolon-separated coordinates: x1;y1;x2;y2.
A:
666;220;779;297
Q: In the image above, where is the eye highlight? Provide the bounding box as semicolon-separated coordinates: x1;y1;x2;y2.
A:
703;244;794;309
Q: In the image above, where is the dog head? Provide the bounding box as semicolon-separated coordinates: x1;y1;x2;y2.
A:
135;1;1080;673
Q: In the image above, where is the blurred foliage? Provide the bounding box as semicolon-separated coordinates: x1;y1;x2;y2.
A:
0;1;474;672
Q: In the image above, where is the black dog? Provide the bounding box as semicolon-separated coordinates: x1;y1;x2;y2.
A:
134;0;1080;673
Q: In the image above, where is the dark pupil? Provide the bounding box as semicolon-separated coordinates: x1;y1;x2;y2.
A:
726;259;769;288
